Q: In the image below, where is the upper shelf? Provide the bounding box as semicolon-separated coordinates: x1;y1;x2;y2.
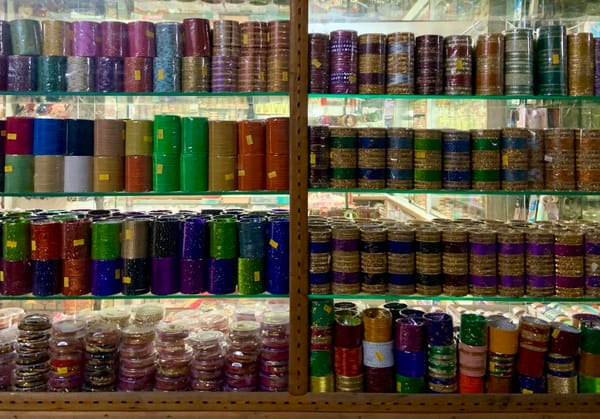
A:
1;92;289;98
309;93;600;102
309;188;600;196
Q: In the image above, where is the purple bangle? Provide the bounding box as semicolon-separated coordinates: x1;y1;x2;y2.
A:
555;276;584;288
586;276;600;288
332;239;359;252
498;243;524;255
526;274;555;288
470;243;496;256
554;244;584;257
470;275;497;287
499;275;524;288
586;242;600;255
332;271;360;284
527;243;554;256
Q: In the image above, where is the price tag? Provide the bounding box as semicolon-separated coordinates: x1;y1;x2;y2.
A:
348;75;357;83
269;239;279;249
63;277;69;288
552;54;560;65
157;69;165;80
125;229;132;240
259;71;265;81
415;151;426;159
123;276;132;284
224;173;234;181
31;241;36;251
246;135;253;145
242;34;248;45
73;239;85;247
156;164;163;175
6;241;17;248
146;30;155;38
238;169;246;177
202;66;208;77
310;153;316;165
134;70;142;81
157;129;164;139
552;329;560;339
282;71;288;82
57;367;69;375
254;271;261;282
456;59;463;71
7;133;16;140
502;154;509;167
268;171;277;178
323;304;332;313
4;166;12;173
0;271;4;282
115;269;121;279
311;59;321;68
99;174;110;181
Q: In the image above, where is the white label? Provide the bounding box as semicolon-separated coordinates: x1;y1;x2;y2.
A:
362;341;394;368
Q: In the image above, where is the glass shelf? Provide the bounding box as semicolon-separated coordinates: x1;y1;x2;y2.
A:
309;93;600;101
2;91;288;98
309;189;600;196
308;294;600;303
1;191;289;198
0;293;289;300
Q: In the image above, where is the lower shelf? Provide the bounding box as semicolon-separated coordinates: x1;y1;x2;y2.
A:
1;392;598;416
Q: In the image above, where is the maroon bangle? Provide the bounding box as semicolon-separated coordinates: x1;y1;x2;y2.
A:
554;244;584;257
555;276;584;288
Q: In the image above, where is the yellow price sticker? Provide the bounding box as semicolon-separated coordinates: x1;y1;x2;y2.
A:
456;59;463;71
156;164;163;174
415;151;426;159
146;30;154;38
522;389;534;394
254;271;261;282
348;75;357;83
7;133;16;140
552;329;560;339
552;53;560;65
4;165;12;173
115;269;121;279
157;129;164;139
202;66;208;77
125;229;132;240
311;59;321;68
269;239;279;249
0;271;3;282
6;241;17;248
238;169;246;177
123;276;131;284
157;69;165;80
57;367;69;375
242;34;248;45
282;71;289;82
31;241;36;251
310;153;316;165
246;135;253;146
224;173;234;181
73;239;85;247
259;71;265;81
375;351;384;362
268;171;277;178
134;70;141;81
143;135;152;143
323;304;332;313
502;154;509;167
99;174;110;181
63;277;69;288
